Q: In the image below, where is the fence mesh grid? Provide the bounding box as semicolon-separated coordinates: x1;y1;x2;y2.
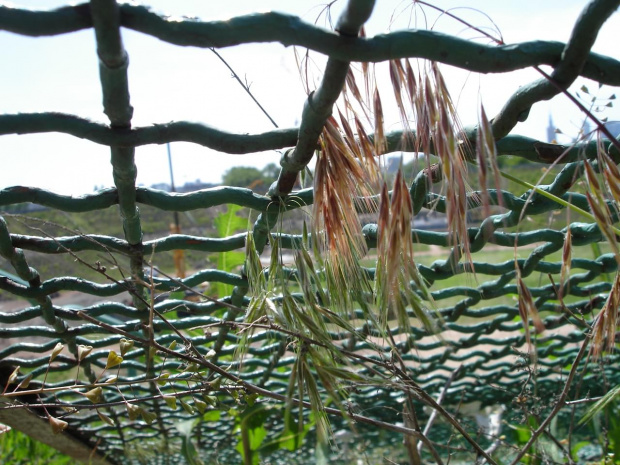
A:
1;1;620;464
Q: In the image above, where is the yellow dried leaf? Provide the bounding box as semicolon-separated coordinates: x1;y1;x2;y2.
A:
77;345;93;362
180;400;195;415
104;376;118;385
48;416;68;434
140;409;157;425
17;373;33;390
203;395;217;406
119;338;134;357
105;351;123;370
50;343;64;362
84;387;103;404
97;410;114;426
210;377;222;391
7;366;20;385
163;396;177;410
193;399;207;414
156;373;170;386
126;403;141;421
183;363;201;373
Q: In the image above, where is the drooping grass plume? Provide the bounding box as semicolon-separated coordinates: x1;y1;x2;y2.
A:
388;59;418;151
516;271;545;360
373;87;387;156
477;104;503;219
559;225;572;301
591;272;620;358
375;168;436;333
344;67;371;122
600;149;620;216
584;159;620;265
313;115;378;312
428;63;474;268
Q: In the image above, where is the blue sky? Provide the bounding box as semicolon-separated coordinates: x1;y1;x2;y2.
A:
1;1;619;195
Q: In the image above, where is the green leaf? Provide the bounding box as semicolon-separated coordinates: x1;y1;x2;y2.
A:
175;419;204;465
202;410;221;422
570;441;590;461
247;426;267;452
514;424;531;445
140;409;157;425
245;393;259;407
580;384;620;425
180;399;195;415
214;204;247;297
235;426;267;465
265;416;313;452
203;395;218;407
169;290;185;300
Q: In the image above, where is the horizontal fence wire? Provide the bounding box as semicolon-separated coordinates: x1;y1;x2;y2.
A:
1;1;620;464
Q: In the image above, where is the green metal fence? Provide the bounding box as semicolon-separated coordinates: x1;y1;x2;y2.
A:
1;1;620;464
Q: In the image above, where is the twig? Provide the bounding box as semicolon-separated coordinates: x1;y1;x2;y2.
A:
509;334;590;465
381;337;497;465
384;331;425;465
417;365;462;454
209;48;279;128
565;396;603;405
74;309;444;456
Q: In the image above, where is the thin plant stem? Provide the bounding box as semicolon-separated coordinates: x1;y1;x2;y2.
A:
500;170;620;236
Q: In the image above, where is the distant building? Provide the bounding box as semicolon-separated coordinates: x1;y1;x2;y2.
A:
177;180;217;193
605;121;620;139
149;180;218;193
546;114;556;143
547;114;619;143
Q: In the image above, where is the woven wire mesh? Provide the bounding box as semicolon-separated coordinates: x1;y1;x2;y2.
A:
1;1;620;464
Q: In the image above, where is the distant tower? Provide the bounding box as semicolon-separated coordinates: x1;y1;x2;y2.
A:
546;114;555;143
582;118;592;138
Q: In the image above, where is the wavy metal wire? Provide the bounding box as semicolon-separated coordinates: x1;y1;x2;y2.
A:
1;1;620;463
